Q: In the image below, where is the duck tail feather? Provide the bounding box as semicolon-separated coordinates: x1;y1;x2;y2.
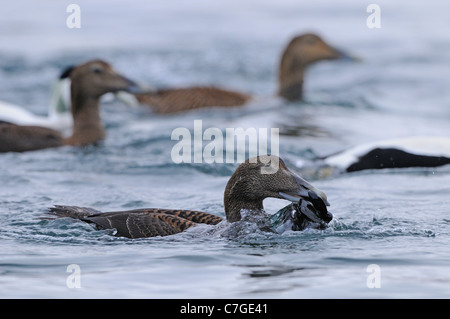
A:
46;205;103;220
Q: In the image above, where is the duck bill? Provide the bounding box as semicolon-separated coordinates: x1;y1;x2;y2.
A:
333;47;362;62
114;81;154;107
118;76;146;94
279;171;332;223
279;173;329;206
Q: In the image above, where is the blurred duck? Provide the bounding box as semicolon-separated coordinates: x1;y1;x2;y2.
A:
47;156;332;238
0;60;141;153
0;67;138;136
135;33;357;114
296;137;450;176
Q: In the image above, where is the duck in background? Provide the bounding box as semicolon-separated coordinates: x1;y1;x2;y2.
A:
295;137;450;177
134;33;358;114
0;66;139;136
47;155;332;238
0;60;142;153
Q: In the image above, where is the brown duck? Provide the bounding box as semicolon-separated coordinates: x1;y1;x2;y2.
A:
134;33;355;114
0;60;140;153
48;155;332;238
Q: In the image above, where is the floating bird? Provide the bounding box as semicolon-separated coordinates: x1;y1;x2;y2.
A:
0;67;139;136
0;60;141;153
47;155;332;238
296;137;450;176
135;33;356;114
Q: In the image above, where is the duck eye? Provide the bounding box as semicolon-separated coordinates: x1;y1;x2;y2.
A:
91;67;103;74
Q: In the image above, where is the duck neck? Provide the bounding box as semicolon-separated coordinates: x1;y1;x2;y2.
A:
64;93;105;146
278;67;305;101
224;194;264;223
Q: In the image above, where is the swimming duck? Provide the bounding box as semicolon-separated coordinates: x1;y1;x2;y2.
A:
134;33;355;114
296;137;450;176
0;60;140;153
48;155;332;238
0;67;139;136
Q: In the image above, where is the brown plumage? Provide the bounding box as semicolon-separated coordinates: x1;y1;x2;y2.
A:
47;155;330;238
0;124;63;152
136;33;353;114
277;33;349;101
135;86;251;114
48;206;222;238
0;60;139;153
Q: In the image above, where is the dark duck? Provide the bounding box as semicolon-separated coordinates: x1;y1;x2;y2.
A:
295;137;450;177
48;155;332;238
0;60;140;153
134;33;356;114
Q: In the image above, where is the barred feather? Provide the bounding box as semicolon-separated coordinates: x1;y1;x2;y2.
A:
47;206;224;238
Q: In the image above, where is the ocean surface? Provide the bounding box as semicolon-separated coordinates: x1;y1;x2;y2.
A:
1;0;449;298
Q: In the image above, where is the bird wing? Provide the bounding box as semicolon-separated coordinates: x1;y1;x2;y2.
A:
124;208;224;225
48;206;224;238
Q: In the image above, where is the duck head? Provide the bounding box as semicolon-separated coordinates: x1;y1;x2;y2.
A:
61;60;143;146
224;155;331;224
67;60;141;101
278;33;357;101
282;33;354;66
59;62;141;110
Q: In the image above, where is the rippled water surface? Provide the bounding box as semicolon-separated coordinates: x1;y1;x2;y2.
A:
1;0;450;298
